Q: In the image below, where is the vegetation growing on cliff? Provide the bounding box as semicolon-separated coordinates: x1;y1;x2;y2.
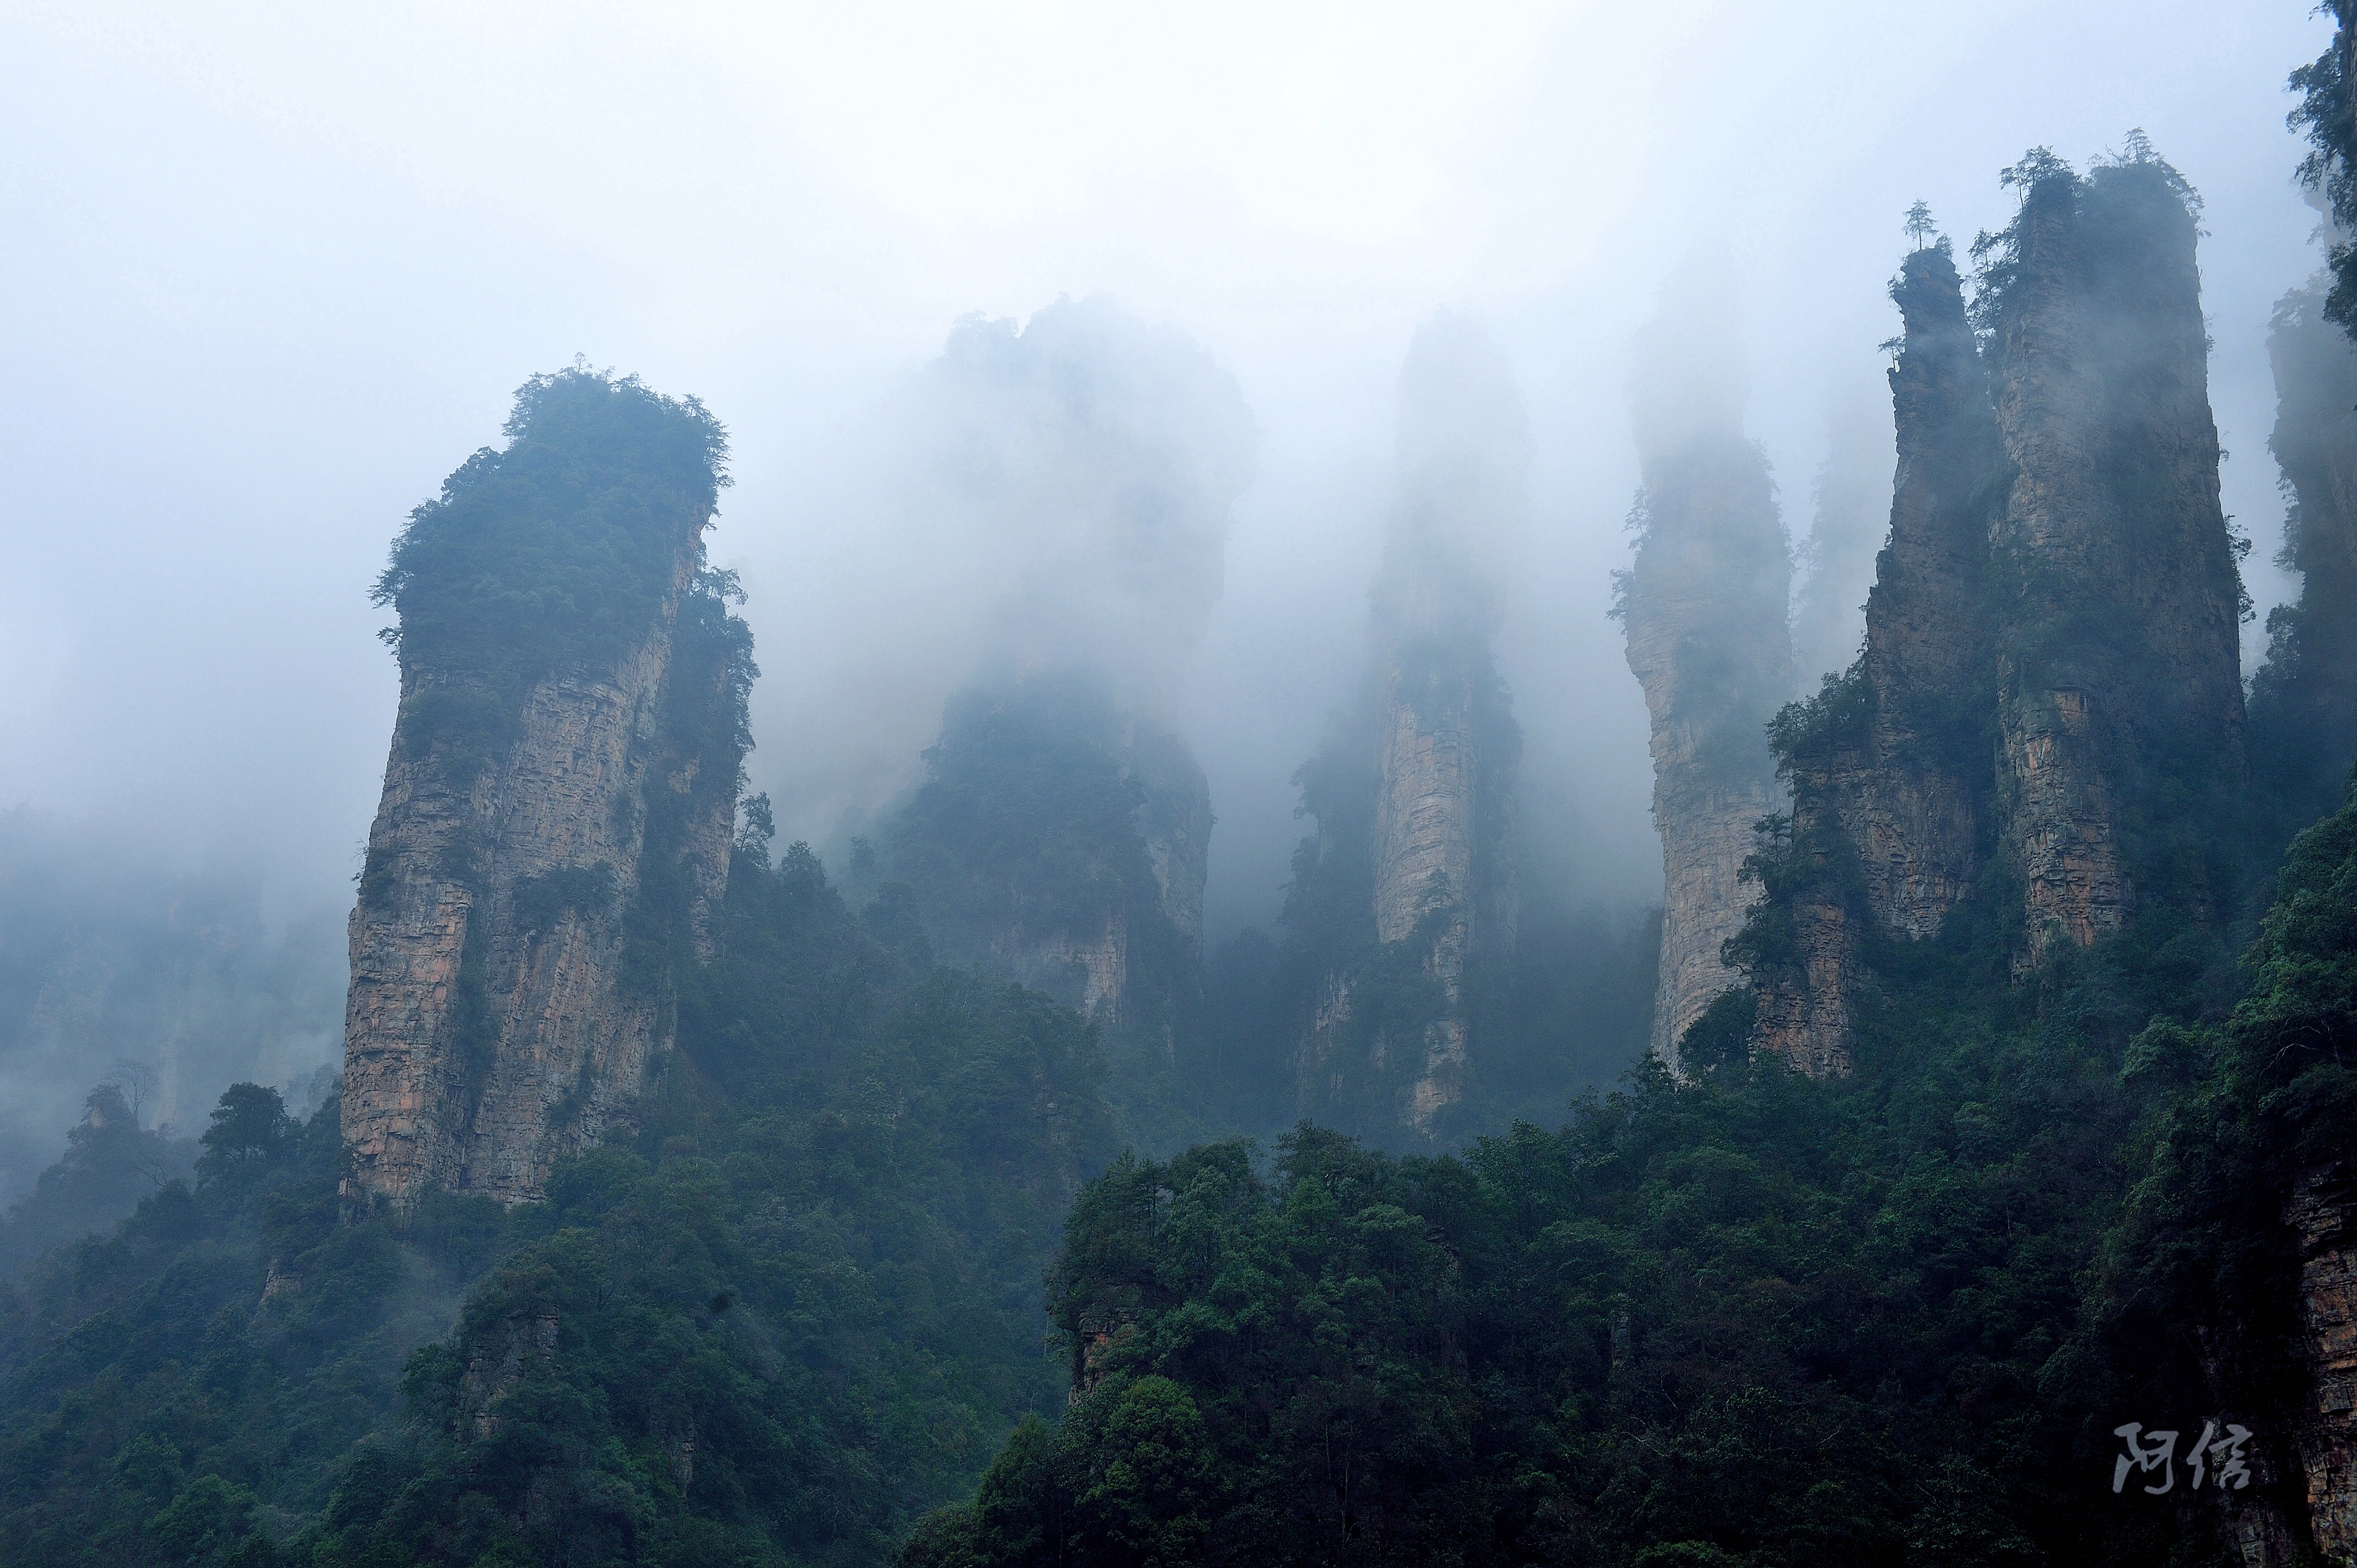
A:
1971;146;2237;890
2097;782;2357;1530
370;364;732;785
0;840;1117;1567
885;675;1207;1148
2292;2;2357;335
903;878;2259;1566
1213;629;1621;1149
16;38;2357;1568
2251;279;2357;856
901;761;2357;1568
889;679;1169;986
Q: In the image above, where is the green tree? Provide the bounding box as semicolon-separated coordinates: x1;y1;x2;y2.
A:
195;1081;292;1177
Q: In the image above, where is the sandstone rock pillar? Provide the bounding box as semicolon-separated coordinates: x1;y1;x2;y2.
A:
342;368;742;1205
1987;155;2244;964
1621;303;1794;1069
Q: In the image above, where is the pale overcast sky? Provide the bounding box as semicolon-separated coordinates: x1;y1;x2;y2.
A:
0;1;2334;940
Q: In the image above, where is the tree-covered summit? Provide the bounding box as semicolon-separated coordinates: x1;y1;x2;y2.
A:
373;363;731;695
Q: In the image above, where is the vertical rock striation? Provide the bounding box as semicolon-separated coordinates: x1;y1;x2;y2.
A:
1748;243;2001;1073
1859;246;2004;938
1984;151;2245;963
1282;312;1526;1138
1740;147;2246;1076
2231;272;2357;1568
2287;1164;2357;1562
1130;719;1216;973
1621;276;1794;1072
1365;615;1518;1131
891;678;1213;1061
2252;273;2357;851
342;368;747;1205
2246;280;2357;1562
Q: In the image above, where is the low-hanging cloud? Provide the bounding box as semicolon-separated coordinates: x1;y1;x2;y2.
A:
0;0;2336;1179
740;295;1257;850
0;808;344;1205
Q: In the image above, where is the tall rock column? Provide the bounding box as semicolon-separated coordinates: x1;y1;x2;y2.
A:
1749;241;2003;1074
880;299;1253;1067
2241;149;2357;1561
1367;609;1517;1131
1858;244;2003;934
1621;282;1794;1070
1737;147;2244;1077
2252;270;2357;850
342;368;747;1205
1986;150;2245;964
1279;311;1527;1139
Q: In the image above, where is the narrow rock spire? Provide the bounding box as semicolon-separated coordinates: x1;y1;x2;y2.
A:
1620;266;1793;1070
342;368;747;1205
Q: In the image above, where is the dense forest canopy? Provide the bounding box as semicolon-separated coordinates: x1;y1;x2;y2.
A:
374;363;730;687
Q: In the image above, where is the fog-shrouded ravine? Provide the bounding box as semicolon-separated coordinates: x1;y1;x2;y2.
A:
6;5;2357;1565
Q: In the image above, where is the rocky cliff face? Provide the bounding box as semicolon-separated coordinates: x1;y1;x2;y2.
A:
1860;247;2004;936
1366;629;1516;1131
1986;155;2245;963
1621;429;1793;1071
1019;725;1210;1042
342;369;744;1205
879;299;1249;1073
1130;720;1215;972
1748;245;2000;1074
888;680;1207;1059
344;600;733;1203
2285;1165;2357;1562
2240;275;2357;1568
1742;151;2245;1076
1281;312;1526;1138
2213;273;2357;1568
2253;275;2357;851
1281;626;1518;1137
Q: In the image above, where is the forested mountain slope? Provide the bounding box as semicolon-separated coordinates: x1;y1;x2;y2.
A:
905;780;2357;1567
1;835;1114;1567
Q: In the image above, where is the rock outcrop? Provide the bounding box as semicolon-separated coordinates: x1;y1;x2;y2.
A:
1284;311;1525;1137
1858;247;2004;936
1742;148;2246;1075
342;368;746;1205
1131;720;1216;973
880;300;1251;1058
2286;1164;2357;1562
2252;272;2357;852
890;680;1209;1057
1364;624;1517;1131
1748;243;2000;1074
1621;282;1794;1072
2237;268;2357;1568
1985;151;2245;965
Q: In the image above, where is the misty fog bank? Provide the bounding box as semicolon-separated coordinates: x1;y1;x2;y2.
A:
0;2;2338;1186
0;809;344;1204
